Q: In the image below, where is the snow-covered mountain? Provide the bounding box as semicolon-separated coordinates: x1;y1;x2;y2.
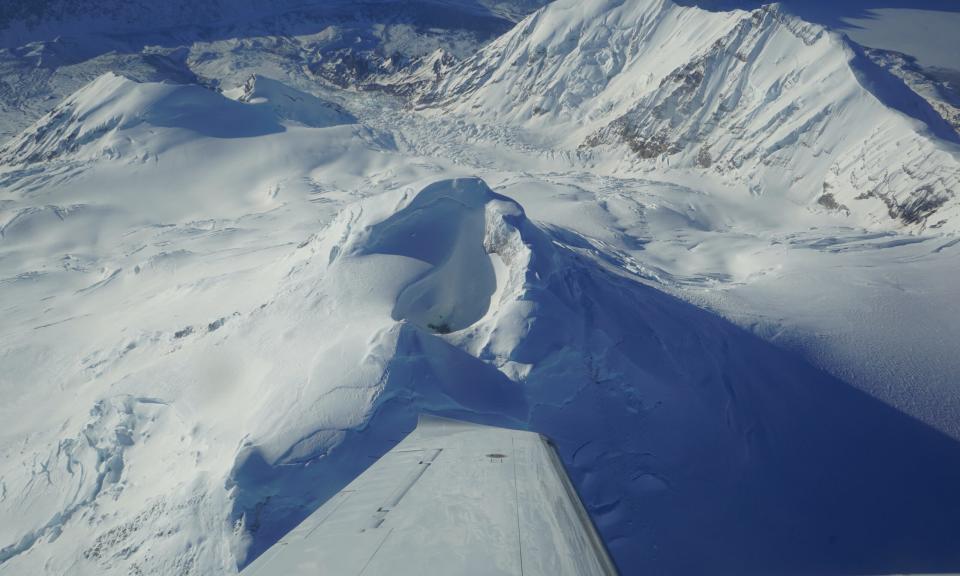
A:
3;1;960;575
0;0;548;139
424;0;960;231
0;72;356;166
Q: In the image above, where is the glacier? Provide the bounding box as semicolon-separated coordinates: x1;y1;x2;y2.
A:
1;0;960;575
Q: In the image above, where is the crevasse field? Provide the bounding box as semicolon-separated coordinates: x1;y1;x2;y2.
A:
1;0;959;574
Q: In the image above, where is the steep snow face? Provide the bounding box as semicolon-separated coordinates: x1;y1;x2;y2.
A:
585;6;960;230
424;0;740;127
367;181;501;332
425;0;960;231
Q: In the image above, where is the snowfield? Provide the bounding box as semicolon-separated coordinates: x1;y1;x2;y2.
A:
1;0;959;575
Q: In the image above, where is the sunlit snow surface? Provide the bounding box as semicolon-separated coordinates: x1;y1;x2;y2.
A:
240;416;618;576
1;1;960;575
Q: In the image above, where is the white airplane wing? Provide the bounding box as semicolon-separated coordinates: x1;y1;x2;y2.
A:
240;415;618;575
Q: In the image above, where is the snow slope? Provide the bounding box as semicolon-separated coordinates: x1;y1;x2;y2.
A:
0;72;409;575
2;2;960;576
0;0;549;141
3;84;959;571
425;0;960;232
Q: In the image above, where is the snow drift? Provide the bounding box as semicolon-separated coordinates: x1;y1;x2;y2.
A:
5;162;957;575
226;177;960;575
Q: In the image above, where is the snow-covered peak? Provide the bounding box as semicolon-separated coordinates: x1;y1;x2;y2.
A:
0;0;550;140
0;73;358;165
584;4;960;230
4;2;960;576
422;0;738;124
0;73;275;164
423;0;960;231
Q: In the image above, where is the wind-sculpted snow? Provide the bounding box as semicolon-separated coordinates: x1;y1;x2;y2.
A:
364;180;501;332
212;178;960;575
3;5;960;576
7;159;960;574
